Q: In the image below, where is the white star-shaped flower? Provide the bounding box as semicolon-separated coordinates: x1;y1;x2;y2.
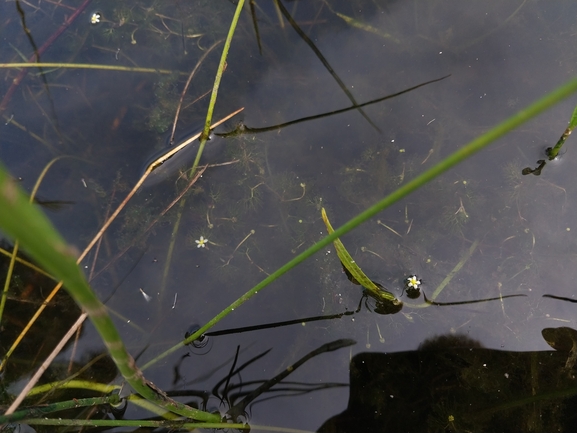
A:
90;12;101;25
406;275;421;289
195;236;208;248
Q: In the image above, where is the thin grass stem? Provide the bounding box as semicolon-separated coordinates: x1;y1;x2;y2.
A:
142;76;577;369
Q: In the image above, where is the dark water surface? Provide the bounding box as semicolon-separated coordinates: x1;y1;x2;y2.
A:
1;0;577;431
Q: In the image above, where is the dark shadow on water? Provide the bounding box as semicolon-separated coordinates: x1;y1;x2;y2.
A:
318;329;577;433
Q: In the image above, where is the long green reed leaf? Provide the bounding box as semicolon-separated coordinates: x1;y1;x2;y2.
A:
144;76;577;369
0;167;219;421
190;0;246;175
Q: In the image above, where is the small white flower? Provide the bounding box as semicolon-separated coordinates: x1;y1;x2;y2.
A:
90;12;101;25
195;236;208;248
406;275;421;289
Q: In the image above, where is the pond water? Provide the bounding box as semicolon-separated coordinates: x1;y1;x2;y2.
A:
1;0;577;432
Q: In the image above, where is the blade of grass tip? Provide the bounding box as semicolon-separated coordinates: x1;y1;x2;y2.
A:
141;75;577;370
569;103;577;129
190;0;246;177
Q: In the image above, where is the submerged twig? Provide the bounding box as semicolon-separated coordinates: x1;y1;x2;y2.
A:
0;62;190;75
218;75;450;136
274;0;380;132
423;293;526;306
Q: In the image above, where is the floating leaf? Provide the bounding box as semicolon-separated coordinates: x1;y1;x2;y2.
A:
321;208;401;307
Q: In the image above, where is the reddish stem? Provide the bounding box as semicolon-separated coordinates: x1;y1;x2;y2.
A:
0;0;93;114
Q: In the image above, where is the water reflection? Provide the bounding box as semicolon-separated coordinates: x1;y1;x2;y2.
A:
2;0;577;430
319;329;577;433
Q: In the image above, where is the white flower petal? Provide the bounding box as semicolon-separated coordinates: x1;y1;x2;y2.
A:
195;236;208;248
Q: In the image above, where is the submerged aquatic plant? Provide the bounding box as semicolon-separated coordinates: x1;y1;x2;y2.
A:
2;0;577;431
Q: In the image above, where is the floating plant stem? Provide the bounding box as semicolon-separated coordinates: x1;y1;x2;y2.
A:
0;62;191;76
218;75;450;136
523;101;577;174
191;0;246;176
546;102;577;160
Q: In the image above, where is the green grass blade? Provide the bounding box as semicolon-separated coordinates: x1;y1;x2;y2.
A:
569;103;577;129
0;167;219;421
190;0;246;175
144;76;577;368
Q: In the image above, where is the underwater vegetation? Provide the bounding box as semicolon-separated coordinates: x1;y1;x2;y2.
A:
1;0;577;431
